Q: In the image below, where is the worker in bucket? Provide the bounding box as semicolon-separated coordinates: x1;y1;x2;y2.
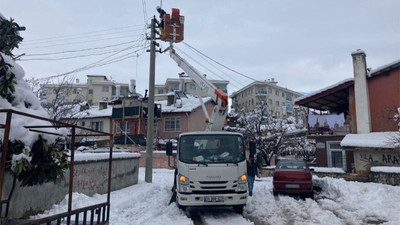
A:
156;6;166;35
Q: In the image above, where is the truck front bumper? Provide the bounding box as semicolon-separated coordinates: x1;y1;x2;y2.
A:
176;192;247;207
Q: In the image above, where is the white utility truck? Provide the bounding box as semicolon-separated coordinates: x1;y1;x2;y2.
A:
166;45;255;214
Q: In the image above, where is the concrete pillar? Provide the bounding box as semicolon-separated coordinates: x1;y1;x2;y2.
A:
351;49;371;133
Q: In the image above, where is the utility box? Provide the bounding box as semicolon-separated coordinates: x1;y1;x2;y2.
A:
161;8;184;42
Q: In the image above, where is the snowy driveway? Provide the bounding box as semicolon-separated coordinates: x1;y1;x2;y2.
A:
35;168;400;225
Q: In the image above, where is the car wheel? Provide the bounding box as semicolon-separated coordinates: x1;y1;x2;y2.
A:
233;205;244;214
273;190;278;196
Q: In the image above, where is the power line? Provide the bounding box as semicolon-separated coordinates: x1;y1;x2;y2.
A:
20;45;141;61
35;45;148;81
20;34;143;50
174;46;242;91
182;42;257;82
24;24;145;42
22;40;138;57
176;44;246;91
20;36;146;61
21;28;145;46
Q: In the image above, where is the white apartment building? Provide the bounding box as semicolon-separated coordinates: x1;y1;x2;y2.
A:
230;79;303;118
155;76;229;96
40;75;132;105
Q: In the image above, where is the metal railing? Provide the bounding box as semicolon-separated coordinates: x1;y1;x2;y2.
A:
18;202;109;225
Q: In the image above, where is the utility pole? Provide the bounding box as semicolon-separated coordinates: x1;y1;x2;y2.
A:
145;17;157;183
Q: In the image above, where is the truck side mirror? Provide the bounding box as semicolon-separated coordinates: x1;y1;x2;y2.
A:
166;142;173;156
249;141;256;157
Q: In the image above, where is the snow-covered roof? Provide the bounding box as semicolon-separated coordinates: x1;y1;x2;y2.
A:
369;59;400;77
341;132;400;149
71;106;113;119
157;95;212;113
230;80;302;98
295;78;353;103
295;59;400;105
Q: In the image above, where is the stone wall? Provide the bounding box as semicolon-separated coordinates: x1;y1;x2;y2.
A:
369;172;400;186
260;168;400;185
2;155;140;219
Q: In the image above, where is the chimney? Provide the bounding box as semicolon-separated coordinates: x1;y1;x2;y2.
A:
99;101;107;110
351;49;371;134
130;79;136;93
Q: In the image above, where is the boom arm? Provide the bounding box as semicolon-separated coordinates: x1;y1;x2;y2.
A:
169;47;228;131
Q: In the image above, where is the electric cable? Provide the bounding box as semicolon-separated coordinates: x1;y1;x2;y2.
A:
182;42;257;82
24;24;144;43
174;46;242;91
21;28;145;46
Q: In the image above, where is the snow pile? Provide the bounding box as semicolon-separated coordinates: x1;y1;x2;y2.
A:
73;151;140;162
31;168;400;225
341;132;400;149
371;166;400;174
0;53;63;146
310;167;345;174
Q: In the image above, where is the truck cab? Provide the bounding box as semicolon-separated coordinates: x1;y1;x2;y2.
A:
168;131;248;214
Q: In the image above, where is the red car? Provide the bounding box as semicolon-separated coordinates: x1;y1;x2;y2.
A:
272;160;314;198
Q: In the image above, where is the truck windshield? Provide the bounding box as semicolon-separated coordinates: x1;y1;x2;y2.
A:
179;134;246;164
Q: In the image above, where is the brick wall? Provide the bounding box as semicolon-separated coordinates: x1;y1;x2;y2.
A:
139;151;176;169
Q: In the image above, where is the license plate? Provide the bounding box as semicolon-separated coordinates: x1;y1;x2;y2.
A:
204;196;224;202
285;184;300;188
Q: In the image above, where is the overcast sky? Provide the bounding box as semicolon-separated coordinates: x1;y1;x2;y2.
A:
2;0;400;96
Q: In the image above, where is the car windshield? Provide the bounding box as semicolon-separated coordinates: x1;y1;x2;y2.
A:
277;161;307;169
179;134;245;164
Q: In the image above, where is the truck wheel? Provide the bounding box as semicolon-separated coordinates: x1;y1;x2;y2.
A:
233;205;244;214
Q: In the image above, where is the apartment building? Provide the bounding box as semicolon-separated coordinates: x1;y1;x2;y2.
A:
155;76;229;96
230;78;302;118
40;75;132;105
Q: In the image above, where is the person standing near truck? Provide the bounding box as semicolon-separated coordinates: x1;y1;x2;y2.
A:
247;156;258;196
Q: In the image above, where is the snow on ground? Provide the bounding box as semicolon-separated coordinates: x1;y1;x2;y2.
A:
34;168;400;225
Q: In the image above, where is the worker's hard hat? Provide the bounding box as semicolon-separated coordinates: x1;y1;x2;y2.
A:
156;6;161;10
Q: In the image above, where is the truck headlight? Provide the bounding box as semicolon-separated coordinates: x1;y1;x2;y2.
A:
179;174;191;193
239;174;247;183
237;174;247;192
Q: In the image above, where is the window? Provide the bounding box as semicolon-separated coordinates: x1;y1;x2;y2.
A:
91;121;104;131
164;117;181;132
190;84;196;90
275;90;279;96
102;86;109;92
81;121;85;127
276;101;280;106
268;88;272;94
158;90;164;94
117;121;131;133
282;102;286;106
327;141;346;171
282;92;285;97
88;89;93;95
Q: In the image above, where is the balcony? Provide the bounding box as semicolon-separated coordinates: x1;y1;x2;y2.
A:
307;113;351;135
255;90;268;96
